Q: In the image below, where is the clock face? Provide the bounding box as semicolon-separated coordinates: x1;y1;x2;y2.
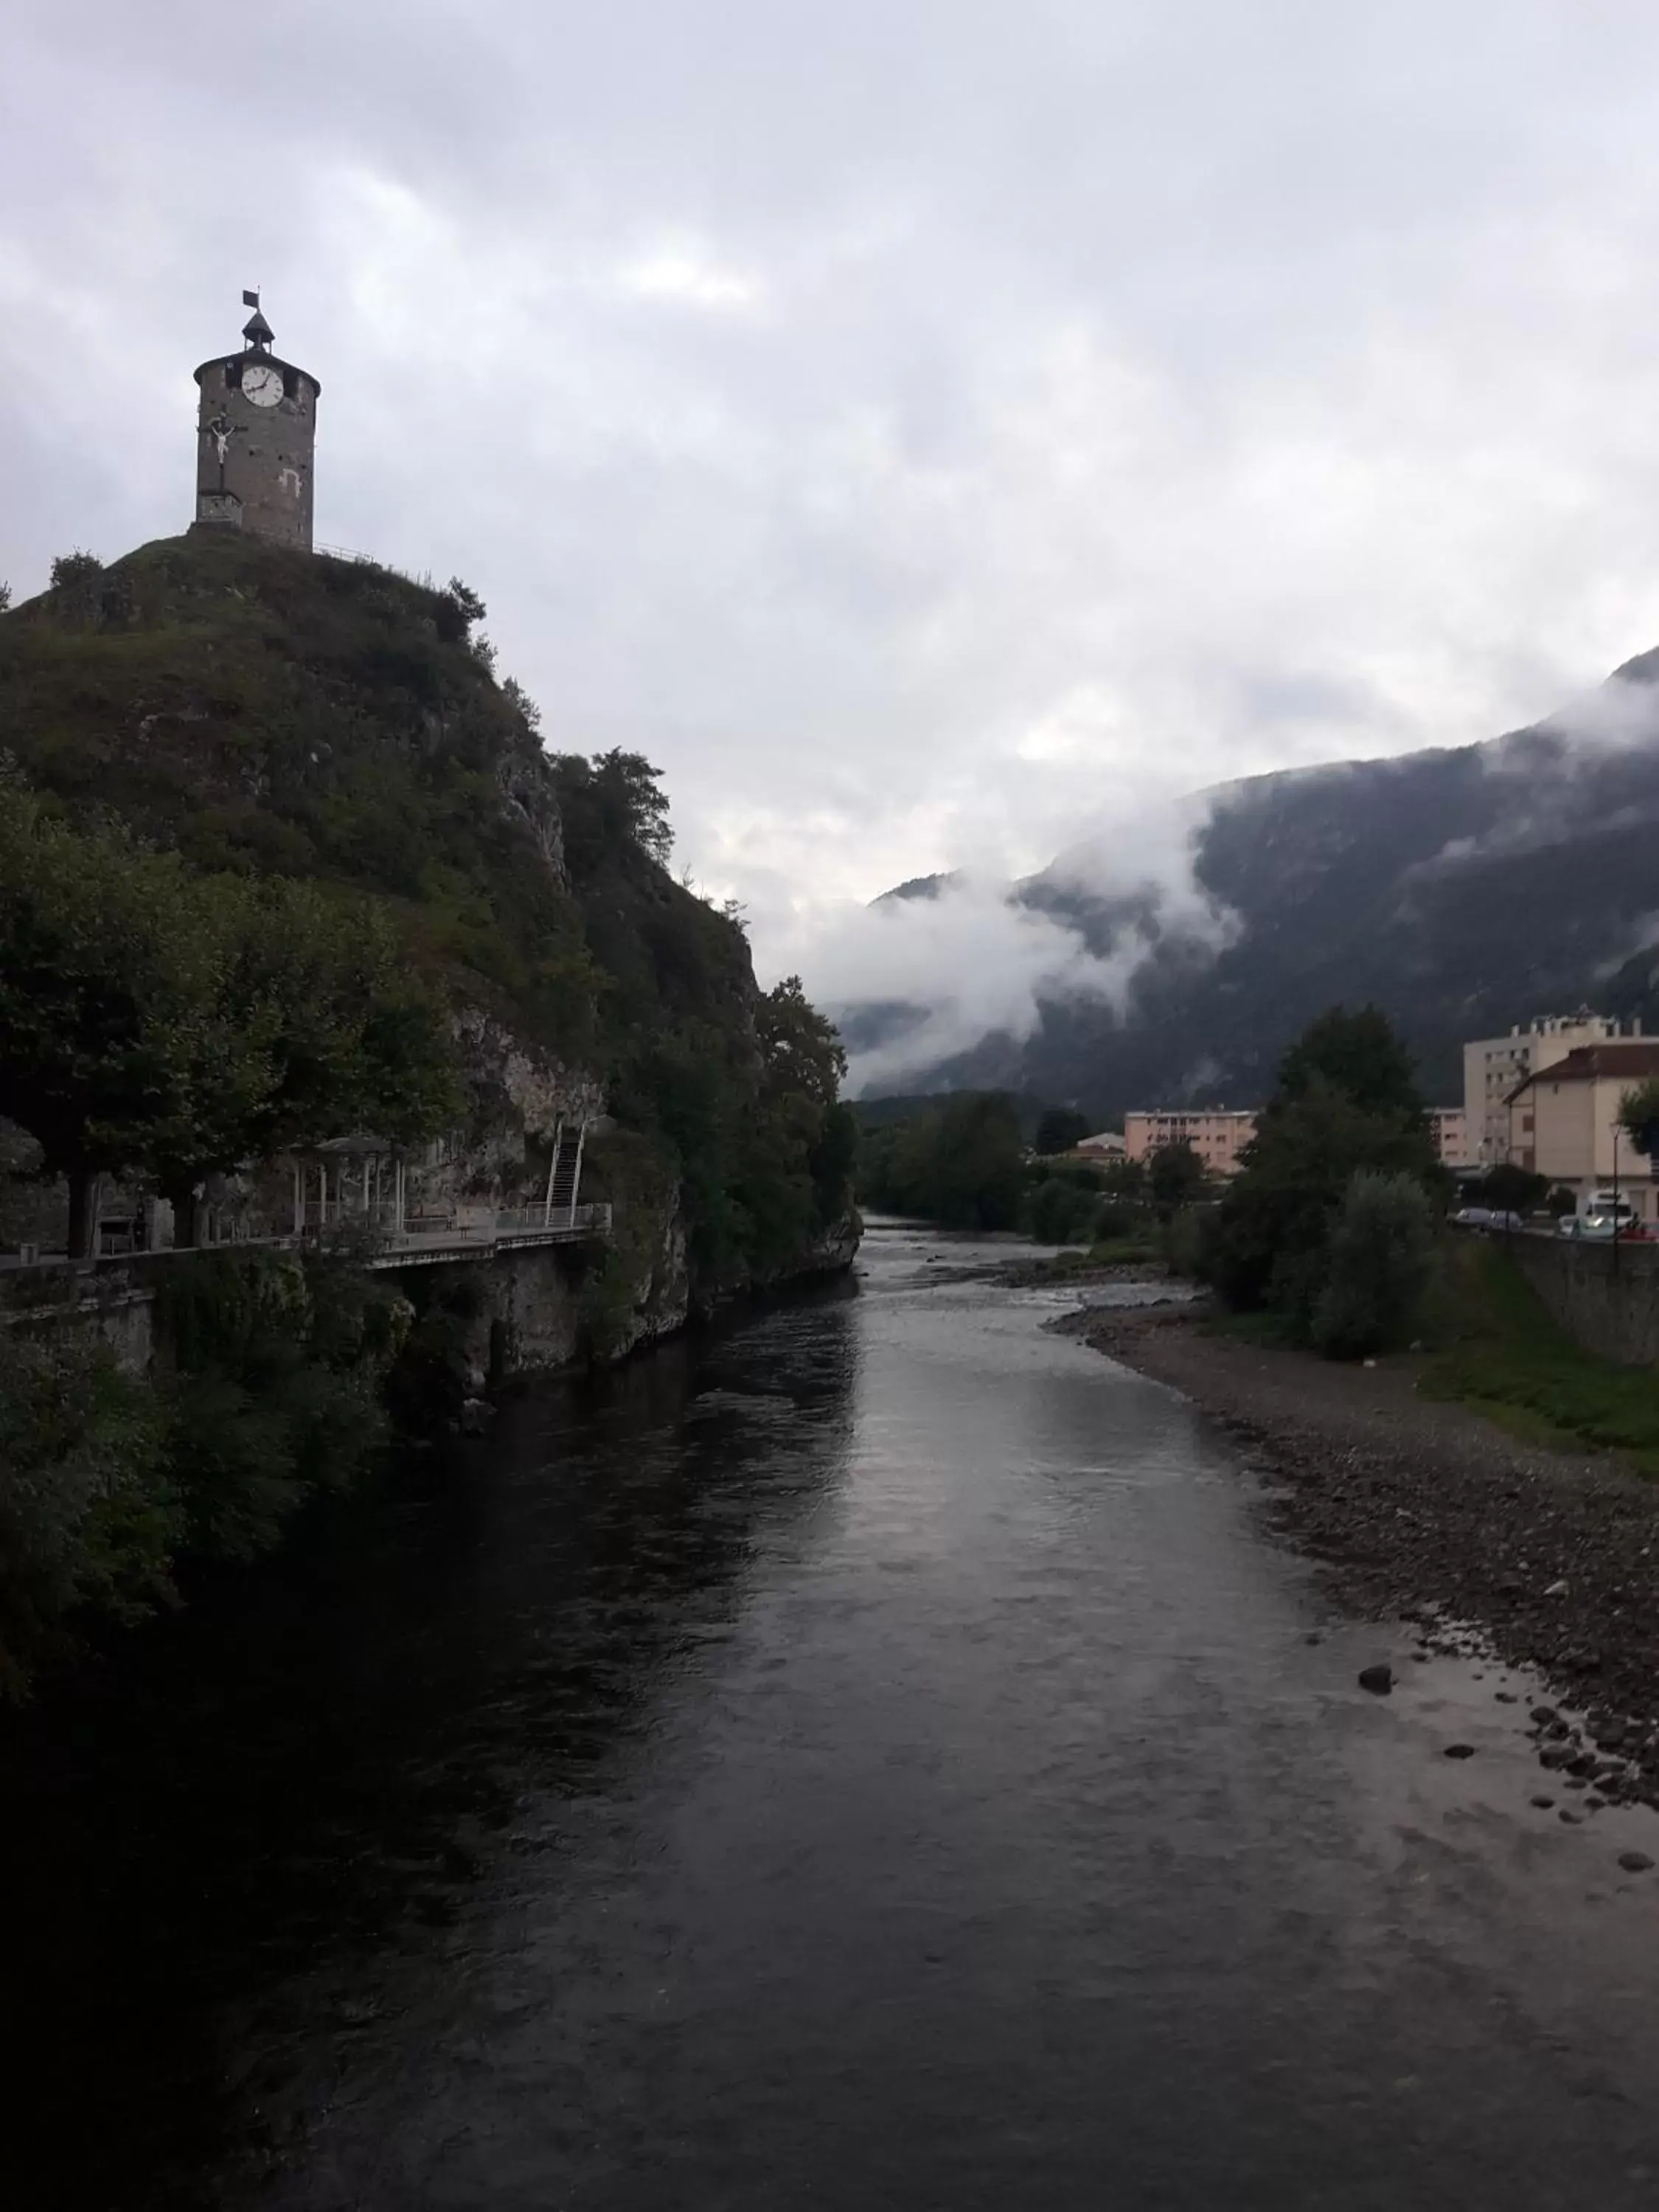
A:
242;362;284;408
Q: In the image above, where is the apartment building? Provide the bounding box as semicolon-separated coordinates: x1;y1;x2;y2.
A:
1506;1040;1659;1220
1463;1012;1632;1168
1123;1109;1256;1178
1427;1107;1470;1169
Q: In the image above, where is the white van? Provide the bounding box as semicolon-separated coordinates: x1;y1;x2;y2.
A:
1559;1189;1638;1240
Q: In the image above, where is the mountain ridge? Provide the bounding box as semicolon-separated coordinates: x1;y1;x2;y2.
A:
849;647;1659;1115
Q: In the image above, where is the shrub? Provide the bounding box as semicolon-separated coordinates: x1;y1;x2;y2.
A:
1310;1170;1437;1360
49;551;103;589
1028;1175;1099;1244
0;1332;175;1697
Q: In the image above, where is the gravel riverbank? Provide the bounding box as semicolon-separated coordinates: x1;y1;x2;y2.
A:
1068;1296;1659;1817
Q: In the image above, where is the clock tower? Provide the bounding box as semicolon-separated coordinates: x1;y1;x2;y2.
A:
192;294;321;550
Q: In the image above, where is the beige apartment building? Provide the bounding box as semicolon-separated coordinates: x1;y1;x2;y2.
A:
1427;1107;1469;1169
1463;1012;1632;1168
1506;1040;1659;1220
1123;1109;1256;1178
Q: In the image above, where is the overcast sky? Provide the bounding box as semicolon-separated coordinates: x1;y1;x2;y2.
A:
10;1;1659;1034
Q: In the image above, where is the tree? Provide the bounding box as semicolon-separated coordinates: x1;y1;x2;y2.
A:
1207;1006;1441;1324
1034;1106;1092;1156
49;551;102;590
0;785;459;1252
593;750;672;864
1147;1139;1207;1214
550;750;675;869
0;787;255;1253
1618;1077;1659;1158
1310;1171;1436;1359
1274;1005;1425;1118
757;975;846;1107
444;576;487;628
855;1092;1025;1229
142;880;461;1244
1476;1161;1547;1215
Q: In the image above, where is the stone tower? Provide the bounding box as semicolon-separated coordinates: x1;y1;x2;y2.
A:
192;295;321;549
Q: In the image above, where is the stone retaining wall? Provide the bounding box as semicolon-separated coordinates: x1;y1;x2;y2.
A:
1505;1232;1659;1366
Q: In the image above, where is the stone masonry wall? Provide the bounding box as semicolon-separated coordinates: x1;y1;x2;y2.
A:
1506;1233;1659;1366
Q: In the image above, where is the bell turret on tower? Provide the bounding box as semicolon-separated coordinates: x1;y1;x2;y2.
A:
192;291;321;549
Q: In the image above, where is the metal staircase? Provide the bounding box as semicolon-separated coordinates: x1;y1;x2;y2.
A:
542;1119;587;1228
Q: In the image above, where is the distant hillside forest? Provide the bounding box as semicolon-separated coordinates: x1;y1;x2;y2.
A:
0;532;856;1289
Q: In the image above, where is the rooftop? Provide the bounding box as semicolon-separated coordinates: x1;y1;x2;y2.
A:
1507;1042;1659;1098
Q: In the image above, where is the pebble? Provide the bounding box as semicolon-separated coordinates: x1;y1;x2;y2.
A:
1444;1743;1477;1760
1618;1851;1655;1874
1357;1663;1394;1696
1560;1809;1583;1824
1531;1795;1555;1809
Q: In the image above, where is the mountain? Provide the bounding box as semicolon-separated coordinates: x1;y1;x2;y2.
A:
855;649;1659;1116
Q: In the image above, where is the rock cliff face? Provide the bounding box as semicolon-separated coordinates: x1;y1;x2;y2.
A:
0;533;858;1346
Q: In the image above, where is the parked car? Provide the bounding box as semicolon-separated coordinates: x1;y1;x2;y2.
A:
1452;1206;1523;1234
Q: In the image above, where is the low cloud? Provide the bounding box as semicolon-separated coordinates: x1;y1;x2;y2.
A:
767;790;1237;1096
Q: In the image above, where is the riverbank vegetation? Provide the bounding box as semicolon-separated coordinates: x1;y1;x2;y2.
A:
1421;1239;1659;1472
1198;1007;1446;1357
0;1248;412;1696
854;1091;1204;1258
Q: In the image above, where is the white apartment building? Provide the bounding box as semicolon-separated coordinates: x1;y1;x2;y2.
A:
1462;1012;1634;1168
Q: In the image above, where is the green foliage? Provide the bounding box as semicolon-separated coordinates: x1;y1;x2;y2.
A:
1161;1203;1216;1278
49;551;102;589
0;531;853;1305
1;533;596;1056
0;782;459;1235
0;1248;410;1696
1147;1139;1208;1215
1274;1004;1426;1115
858;1093;1025;1229
0;1332;175;1695
443;577;487;630
1309;1171;1437;1359
1470;1161;1548;1214
1618;1077;1659;1157
1208;1005;1444;1334
553;748;675;869
1034;1106;1092;1156
1027;1176;1105;1245
1424;1240;1659;1472
159;1251;409;1554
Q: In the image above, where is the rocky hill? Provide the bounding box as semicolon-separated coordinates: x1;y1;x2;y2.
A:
0;531;856;1325
857;648;1659;1116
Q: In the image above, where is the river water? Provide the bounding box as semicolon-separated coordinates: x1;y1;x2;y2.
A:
10;1221;1659;2208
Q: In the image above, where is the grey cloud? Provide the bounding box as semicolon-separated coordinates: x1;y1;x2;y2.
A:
11;1;1659;1066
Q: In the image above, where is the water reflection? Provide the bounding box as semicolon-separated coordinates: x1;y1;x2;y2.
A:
0;1283;860;2209
8;1230;1659;2210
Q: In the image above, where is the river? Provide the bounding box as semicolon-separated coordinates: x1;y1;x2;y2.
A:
8;1220;1659;2208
